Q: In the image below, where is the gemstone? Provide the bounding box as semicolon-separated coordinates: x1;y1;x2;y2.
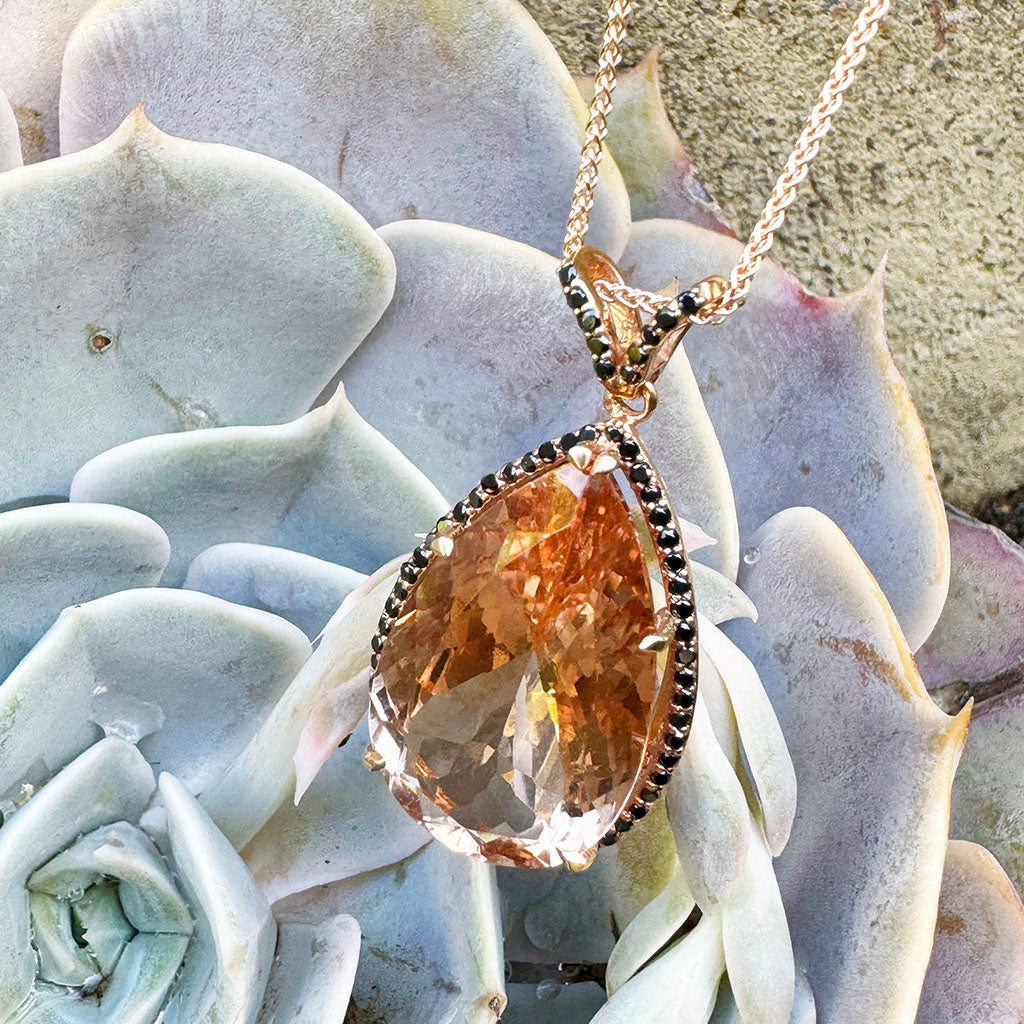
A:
369;455;668;868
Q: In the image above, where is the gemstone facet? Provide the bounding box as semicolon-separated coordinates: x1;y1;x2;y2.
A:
369;436;681;868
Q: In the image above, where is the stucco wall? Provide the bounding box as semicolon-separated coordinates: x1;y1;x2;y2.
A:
529;0;1023;535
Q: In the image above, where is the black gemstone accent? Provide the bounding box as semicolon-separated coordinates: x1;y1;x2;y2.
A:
649;504;672;526
578;309;601;333
621;366;642;385
675;621;696;643
674;689;696;711
468;489;485;508
641;324;661;346
614;818;634;834
678;290;701;315
501;462;518;483
480;473;500;494
578;424;599;442
664;732;686;751
400;562;418;583
649;769;671;786
659;751;682;768
629;463;651;484
559;431;579;451
671;598;695;618
538;441;558;462
452;501;470;523
629;802;648;820
378;616;392;636
521;453;537;473
411;546;430;568
658;528;681;549
669;711;692;730
674;667;697;687
393;581;408;600
663;551;685;573
599;834;618;847
675;647;697;666
558;263;578;287
640;787;660;803
370;634;384;653
566;285;588;309
594;358;615;380
654;307;679;330
370;652;379;671
586;335;608;356
606;426;624;443
384;597;401;617
618;439;640;461
641;485;662;504
668;576;692;596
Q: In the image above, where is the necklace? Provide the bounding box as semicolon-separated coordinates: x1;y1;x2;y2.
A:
365;0;890;871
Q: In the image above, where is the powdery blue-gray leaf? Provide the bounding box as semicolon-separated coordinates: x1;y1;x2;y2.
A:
0;109;395;507
342;219;738;576
242;717;429;904
184;543;366;641
0;502;169;682
577;51;731;234
200;559;399;849
159;773;276;1024
257;915;361;1024
59;0;629;258
0;589;311;806
916;507;1024;700
699;617;796;855
592;912;725;1024
623;221;949;650
71;384;446;586
0;1;95;162
0;738;154;1016
916;840;1024;1024
276;843;506;1024
0;87;22;170
728;507;970;1024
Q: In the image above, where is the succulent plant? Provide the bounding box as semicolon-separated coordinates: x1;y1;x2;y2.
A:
0;2;1021;1023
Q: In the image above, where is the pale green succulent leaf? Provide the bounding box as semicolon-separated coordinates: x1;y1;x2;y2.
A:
0;589;310;810
0;0;95;162
728;507;970;1024
699;617;797;855
184;543;367;642
58;0;629;258
243;717;430;904
0;87;22;170
0;503;169;682
256;916;361;1024
277;843;506;1024
69;881;136;976
623;222;950;650
201;559;398;849
159;772;277;1024
692;563;757;626
916;840;1024;1024
0;738;154;1017
577;51;730;234
341;219;739;577
591;912;725;1024
71;384;446;586
0;109;395;507
29;892;100;988
29;821;192;935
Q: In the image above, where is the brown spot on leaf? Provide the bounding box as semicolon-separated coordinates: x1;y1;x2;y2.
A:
936;911;965;934
12;106;46;161
924;0;949;53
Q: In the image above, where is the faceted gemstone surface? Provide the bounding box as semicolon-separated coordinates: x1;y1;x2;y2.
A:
369;459;662;868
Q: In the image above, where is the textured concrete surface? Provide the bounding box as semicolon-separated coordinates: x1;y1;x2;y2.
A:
529;0;1023;538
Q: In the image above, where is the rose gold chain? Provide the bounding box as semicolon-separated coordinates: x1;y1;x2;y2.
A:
563;0;892;325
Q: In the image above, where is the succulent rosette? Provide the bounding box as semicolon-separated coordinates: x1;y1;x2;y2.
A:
0;2;1021;1023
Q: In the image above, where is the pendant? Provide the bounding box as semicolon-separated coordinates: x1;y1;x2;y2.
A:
367;249;717;870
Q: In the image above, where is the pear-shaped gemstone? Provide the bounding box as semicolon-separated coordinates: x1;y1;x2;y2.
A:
369;458;665;868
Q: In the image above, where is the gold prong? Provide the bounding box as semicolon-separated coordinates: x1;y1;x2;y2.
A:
567;444;592;471
563;845;598;872
590;453;619;474
431;534;455;557
639;633;669;653
363;746;385;772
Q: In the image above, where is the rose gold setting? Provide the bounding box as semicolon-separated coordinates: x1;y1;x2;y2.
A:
367;422;697;867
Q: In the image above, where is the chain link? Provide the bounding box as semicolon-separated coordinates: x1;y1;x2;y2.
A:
565;0;892;325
